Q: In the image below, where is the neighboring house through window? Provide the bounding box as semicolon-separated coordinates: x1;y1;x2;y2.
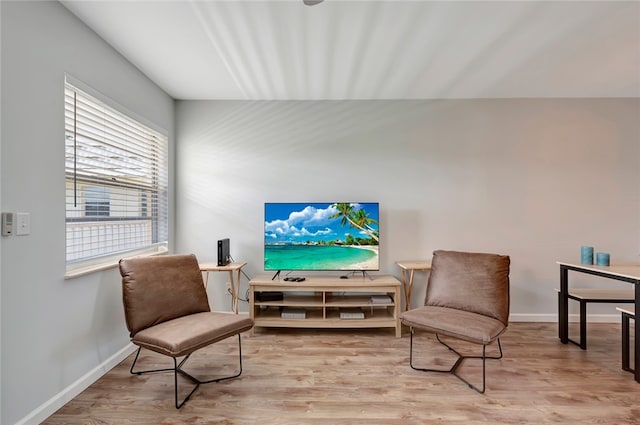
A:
84;186;110;217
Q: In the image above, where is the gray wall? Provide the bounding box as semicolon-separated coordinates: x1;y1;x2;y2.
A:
0;2;174;424
175;99;640;316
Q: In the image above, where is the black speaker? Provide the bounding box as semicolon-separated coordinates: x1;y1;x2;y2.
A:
217;238;230;266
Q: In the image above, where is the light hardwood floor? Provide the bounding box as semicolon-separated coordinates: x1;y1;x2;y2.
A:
43;323;639;424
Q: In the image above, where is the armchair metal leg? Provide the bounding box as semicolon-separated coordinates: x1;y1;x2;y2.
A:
408;327;503;394
129;334;245;408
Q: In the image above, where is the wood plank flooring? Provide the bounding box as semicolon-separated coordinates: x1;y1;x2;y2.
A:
43;323;640;424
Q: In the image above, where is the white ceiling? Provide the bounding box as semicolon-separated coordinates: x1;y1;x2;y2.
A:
60;0;640;100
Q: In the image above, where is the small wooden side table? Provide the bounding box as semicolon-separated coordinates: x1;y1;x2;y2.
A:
199;261;247;314
396;260;432;311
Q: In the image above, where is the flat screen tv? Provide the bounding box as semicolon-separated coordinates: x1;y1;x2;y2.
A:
264;202;379;272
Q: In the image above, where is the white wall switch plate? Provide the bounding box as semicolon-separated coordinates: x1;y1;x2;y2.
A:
16;212;30;235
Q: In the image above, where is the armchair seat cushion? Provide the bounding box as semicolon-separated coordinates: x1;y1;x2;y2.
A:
132;312;254;358
401;306;506;345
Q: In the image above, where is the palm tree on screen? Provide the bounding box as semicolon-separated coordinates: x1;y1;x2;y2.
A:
330;203;379;243
353;209;378;240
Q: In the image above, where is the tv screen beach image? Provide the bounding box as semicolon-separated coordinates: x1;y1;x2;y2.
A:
264;202;379;271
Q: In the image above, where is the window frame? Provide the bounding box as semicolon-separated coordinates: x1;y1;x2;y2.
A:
64;76;169;278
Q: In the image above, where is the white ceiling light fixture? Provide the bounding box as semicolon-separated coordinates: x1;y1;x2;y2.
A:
303;0;324;6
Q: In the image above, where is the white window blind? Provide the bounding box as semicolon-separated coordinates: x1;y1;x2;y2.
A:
64;81;168;273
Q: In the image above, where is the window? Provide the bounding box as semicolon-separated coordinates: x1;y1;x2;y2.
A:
84;186;110;217
64;79;168;275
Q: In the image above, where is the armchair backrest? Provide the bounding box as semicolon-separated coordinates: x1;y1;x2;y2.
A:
119;254;210;337
425;250;510;326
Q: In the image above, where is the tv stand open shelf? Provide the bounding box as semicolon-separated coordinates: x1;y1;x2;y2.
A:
248;274;401;337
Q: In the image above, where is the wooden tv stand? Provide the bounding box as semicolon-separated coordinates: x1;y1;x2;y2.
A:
249;274;401;337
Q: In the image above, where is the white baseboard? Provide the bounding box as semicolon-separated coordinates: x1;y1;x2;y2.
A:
510;313;621;323
16;343;136;425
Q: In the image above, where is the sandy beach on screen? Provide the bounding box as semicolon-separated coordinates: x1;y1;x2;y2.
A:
348;245;379;269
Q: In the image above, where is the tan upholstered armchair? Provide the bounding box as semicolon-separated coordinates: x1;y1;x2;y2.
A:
400;250;510;393
119;254;254;408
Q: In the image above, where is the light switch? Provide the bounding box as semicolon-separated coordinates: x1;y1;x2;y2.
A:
16;212;30;235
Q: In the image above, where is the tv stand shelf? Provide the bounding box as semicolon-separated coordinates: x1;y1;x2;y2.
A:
249;274;401;337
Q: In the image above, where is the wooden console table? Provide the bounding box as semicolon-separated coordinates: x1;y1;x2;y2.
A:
396;260;431;311
557;261;640;383
249;274;402;337
199;261;247;314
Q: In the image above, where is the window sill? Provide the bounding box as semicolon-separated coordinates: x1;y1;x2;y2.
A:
64;248;168;279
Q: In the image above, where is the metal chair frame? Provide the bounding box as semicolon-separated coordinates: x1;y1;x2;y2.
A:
409;327;503;394
129;334;244;408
